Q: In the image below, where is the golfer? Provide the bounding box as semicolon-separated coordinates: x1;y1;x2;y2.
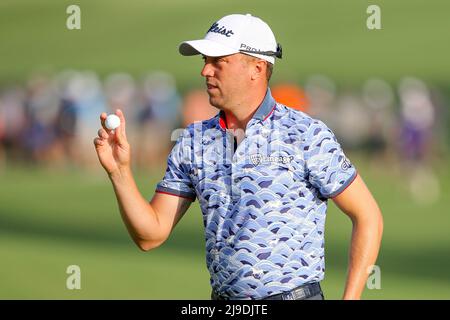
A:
94;13;383;300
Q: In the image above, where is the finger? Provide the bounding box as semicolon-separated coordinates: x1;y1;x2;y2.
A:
98;128;109;140
115;108;126;131
115;109;127;144
100;112;108;131
93;137;104;148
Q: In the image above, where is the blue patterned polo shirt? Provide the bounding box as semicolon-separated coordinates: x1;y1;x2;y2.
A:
156;89;357;299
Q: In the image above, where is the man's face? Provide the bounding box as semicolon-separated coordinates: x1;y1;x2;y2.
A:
201;53;252;109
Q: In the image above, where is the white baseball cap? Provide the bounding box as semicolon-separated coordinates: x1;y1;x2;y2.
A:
179;13;282;64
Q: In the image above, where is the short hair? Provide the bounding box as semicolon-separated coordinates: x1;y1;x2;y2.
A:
266;62;273;82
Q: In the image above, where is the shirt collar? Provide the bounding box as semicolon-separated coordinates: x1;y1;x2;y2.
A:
218;88;276;129
253;88;276;121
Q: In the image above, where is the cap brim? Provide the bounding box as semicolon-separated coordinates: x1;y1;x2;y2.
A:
179;39;239;57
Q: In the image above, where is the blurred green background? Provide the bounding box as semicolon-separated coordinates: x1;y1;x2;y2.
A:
1;0;449;87
1;0;449;299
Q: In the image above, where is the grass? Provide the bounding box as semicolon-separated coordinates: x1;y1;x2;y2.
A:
0;158;449;299
0;0;449;89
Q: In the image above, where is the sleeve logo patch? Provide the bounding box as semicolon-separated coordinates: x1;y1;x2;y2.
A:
341;158;352;171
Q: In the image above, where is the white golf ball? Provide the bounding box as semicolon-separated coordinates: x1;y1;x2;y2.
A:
105;114;120;130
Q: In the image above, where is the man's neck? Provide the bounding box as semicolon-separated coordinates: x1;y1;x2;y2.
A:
223;86;267;131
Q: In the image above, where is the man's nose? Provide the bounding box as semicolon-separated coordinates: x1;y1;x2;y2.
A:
201;62;214;78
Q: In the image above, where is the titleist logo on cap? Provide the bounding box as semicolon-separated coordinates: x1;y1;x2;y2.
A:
207;22;234;37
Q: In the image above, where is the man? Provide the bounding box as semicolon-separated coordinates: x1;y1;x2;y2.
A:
93;13;383;300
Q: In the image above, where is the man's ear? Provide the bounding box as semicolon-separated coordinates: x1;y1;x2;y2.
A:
251;60;267;81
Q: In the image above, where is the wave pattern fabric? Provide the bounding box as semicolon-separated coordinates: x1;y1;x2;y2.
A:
156;89;357;299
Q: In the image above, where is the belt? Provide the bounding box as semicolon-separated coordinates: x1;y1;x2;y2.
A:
265;282;322;300
212;282;322;300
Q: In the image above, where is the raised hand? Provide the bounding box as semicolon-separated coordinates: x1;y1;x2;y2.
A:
93;109;131;177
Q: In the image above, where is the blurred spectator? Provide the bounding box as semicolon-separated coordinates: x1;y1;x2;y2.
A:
22;73;61;165
304;75;337;128
334;91;371;149
135;72;182;168
104;73;139;165
0;102;3;169
140;71;181;126
60;70;107;168
271;83;310;113
397;77;441;204
361;78;396;162
53;70;80;167
181;89;218;127
0;86;26;167
104;73;137;117
398;77;435;164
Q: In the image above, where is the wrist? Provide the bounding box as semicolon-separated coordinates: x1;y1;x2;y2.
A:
109;165;132;183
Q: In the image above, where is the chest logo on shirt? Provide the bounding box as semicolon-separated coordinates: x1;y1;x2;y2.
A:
250;154;294;166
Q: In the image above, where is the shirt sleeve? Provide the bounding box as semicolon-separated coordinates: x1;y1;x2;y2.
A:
155;129;196;201
305;120;357;198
